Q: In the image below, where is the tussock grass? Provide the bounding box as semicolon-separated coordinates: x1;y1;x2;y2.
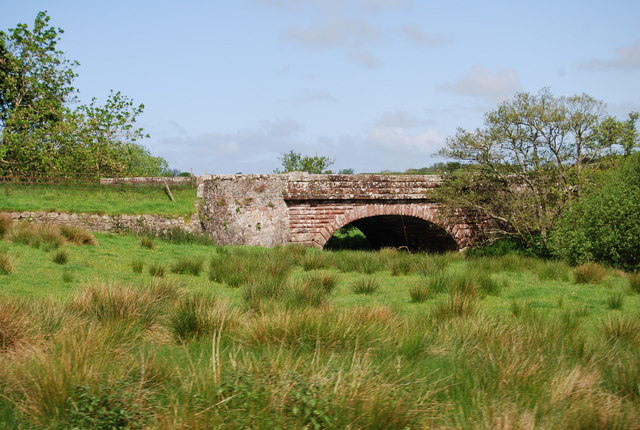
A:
351;275;380;295
139;236;156;250
536;259;571;281
0;213;14;238
0;251;15;274
408;281;431;303
607;291;626;310
627;272;640;294
148;263;166;278
9;223;65;249
574;262;607;284
170;256;204;276
51;249;69;265
59;226;97;246
168;294;236;343
131;259;144;273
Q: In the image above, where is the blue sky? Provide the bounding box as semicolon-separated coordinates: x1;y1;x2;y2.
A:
3;0;639;174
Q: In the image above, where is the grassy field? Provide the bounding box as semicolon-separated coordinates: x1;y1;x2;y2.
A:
1;219;640;428
0;183;198;217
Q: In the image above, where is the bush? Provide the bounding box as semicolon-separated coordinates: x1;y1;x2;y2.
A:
551;153;640;271
574;263;606;284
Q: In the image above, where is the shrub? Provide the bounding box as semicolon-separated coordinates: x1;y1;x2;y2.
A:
0;251;15;274
551;152;640;271
171;256;204;276
574;263;606;284
148;263;166;278
52;249;70;265
59;226;97;245
140;237;155;250
351;276;380;295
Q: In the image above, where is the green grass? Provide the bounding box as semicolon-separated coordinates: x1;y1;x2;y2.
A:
0;183;198;217
1;222;639;428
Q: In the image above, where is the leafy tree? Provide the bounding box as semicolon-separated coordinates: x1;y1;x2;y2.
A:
436;89;619;250
0;12;170;178
274;150;334;174
597;112;639;156
338;168;355;174
550;152;640;271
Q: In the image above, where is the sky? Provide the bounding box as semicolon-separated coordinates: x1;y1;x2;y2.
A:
2;0;639;174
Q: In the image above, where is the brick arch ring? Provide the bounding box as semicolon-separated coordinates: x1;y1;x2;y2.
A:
311;203;458;249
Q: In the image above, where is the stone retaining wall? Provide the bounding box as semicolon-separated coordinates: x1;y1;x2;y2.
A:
3;211;203;236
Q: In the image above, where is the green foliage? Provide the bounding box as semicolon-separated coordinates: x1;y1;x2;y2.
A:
324;224;371;250
437;89;626;250
66;383;150;429
274;150;334;174
551;153;640;271
0;12;171;177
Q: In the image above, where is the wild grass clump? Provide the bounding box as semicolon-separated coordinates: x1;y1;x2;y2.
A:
416;254;452;276
285;279;331;309
351;276;380;295
62;270;74;283
301;252;328;271
0;213;14;238
139;236;156;250
148;263;166;278
606;291;625;310
536;259;570;281
602;315;640;345
303;271;339;294
168;294;236;343
627;272;640;294
131;259;144;274
334;251;383;274
0;299;38;353
408;282;431;303
170;256;204;276
432;292;478;319
0;251;15;274
59;226;97;245
10;222;65;249
52;249;69;265
574;262;607;284
70;281;180;326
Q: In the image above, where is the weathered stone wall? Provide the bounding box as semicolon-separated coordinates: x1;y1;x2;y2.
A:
4;211;203;236
197;174;293;247
99;177;195;186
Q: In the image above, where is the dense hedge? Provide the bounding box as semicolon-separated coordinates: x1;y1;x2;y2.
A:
551;153;640;271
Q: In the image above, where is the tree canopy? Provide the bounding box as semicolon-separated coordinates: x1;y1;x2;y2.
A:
274;150;334;174
436;89;634;251
0;11;170;178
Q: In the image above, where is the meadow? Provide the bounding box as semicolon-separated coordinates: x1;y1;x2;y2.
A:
1;217;639;429
0;183;198;217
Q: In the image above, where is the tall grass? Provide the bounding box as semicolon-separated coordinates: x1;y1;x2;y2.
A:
574;262;607;284
0;251;15;274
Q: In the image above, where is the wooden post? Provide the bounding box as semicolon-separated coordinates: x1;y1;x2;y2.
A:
164;181;175;202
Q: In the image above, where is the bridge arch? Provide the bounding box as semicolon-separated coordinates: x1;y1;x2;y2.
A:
313;204;459;251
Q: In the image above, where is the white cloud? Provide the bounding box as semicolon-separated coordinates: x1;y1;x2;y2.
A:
284;16;379;48
361;0;412;11
348;49;383;69
440;66;522;104
581;40;640;71
367;126;444;154
373;110;435;128
400;25;449;47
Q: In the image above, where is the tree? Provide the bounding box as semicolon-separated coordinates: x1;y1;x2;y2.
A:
0;12;170;178
551;152;640;271
597;112;639;156
274;150;334;174
436;89;620;251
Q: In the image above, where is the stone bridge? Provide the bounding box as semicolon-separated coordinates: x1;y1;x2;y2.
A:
197;173;494;251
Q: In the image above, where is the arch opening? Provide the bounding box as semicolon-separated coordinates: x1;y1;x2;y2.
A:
324;215;458;252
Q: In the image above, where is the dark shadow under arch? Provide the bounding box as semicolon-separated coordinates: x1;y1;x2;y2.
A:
324;215;458;252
